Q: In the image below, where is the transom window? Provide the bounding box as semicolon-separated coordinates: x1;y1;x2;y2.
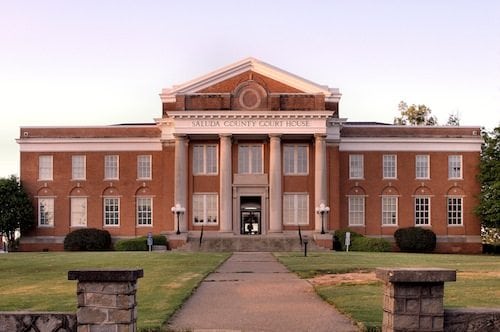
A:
70;197;87;227
447;197;463;225
283;194;309;225
72;155;86;180
349;155;364;179
193;144;218;175
283;145;308;175
192;194;218;225
104;197;120;226
238;144;263;174
383;155;397;179
381;196;398;225
137;155;152;179
104;155;119;180
415;196;430;225
136;197;152;226
38;155;53;180
38;197;54;227
416;155;430;179
348;196;365;226
448;155;462;179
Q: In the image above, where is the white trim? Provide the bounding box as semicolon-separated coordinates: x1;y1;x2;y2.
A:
18;138;162;152
340;137;482;152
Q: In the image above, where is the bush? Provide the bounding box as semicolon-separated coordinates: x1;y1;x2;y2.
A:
334;228;362;251
64;228;112;251
483;243;500;255
114;235;167;251
394;227;436;252
351;237;392;252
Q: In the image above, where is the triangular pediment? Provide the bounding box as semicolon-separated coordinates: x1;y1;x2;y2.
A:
160;57;341;103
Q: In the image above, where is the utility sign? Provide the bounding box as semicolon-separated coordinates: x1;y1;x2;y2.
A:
345;232;351;252
147;232;153;251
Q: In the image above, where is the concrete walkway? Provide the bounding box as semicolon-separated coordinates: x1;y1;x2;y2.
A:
167;252;359;332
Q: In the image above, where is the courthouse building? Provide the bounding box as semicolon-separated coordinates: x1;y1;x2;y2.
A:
17;58;483;252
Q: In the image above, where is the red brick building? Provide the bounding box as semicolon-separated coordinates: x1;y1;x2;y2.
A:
17;58;483;252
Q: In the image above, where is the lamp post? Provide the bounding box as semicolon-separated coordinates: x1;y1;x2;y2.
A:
171;203;185;235
315;203;330;235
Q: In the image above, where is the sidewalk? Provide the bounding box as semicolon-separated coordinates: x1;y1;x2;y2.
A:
167;252;359;332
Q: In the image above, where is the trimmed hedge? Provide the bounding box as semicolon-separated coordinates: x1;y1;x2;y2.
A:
483;243;500;255
64;228;112;251
114;235;167;251
334;228;391;252
394;227;436;252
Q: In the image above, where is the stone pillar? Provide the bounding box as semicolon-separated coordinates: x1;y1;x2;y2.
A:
376;268;456;332
219;134;232;232
68;269;144;332
269;134;282;233
174;134;188;232
314;134;327;232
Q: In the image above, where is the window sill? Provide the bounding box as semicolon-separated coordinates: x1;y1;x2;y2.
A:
447;224;464;227
382;224;398;227
136;224;153;227
103;225;120;228
38;225;54;228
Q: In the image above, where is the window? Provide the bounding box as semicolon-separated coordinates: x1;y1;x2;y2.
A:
192;194;218;224
104;155;119;180
38;198;54;226
238;144;263;174
38;155;53;180
383;155;397;179
283;194;309;225
348;196;365;226
104;197;120;226
447;197;463;225
382;196;398;225
70;197;87;227
448;155;462;179
415;196;430;225
283;145;308;175
416;155;430;179
72;155;86;180
349;155;364;179
137;155;152;179
193;145;218;175
136;197;152;226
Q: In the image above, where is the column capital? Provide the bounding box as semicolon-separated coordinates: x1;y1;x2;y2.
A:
269;133;282;139
219;133;232;138
173;133;188;139
314;133;327;140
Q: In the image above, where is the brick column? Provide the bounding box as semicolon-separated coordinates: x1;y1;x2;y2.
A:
68;269;144;332
376;268;456;332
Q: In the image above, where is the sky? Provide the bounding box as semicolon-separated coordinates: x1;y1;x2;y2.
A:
1;0;499;178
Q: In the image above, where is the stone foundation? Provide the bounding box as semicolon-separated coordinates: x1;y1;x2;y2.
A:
0;312;76;332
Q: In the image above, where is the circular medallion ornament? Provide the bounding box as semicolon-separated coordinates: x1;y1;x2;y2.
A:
239;88;261;110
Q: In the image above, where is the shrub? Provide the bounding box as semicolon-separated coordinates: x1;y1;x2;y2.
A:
394;227;436;252
114;235;167;251
334;228;362;251
351;237;392;252
64;228;112;251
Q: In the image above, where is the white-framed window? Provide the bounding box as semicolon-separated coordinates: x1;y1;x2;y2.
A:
38;197;54;227
193;144;218;175
72;155;86;180
104;155;119;180
415;196;430;225
136;197;152;226
238;144;263;174
38;155;53;180
283;193;309;225
70;197;87;227
283;145;308;175
192;193;218;225
349;154;364;179
448;155;462;179
447;196;463;225
137;155;152;180
383;155;397;179
348;196;365;226
103;197;120;226
416;155;430;179
381;196;398;225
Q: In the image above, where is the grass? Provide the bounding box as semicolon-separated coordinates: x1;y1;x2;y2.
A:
0;251;230;331
275;252;500;330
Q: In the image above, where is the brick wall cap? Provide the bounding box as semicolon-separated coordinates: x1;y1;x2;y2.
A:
376;267;456;283
68;269;144;282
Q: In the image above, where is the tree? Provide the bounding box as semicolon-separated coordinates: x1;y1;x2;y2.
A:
393;101;437;126
476;126;500;229
446;112;460;126
0;176;34;250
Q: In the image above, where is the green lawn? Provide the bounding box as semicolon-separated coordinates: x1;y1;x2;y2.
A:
0;251;230;331
275;252;500;330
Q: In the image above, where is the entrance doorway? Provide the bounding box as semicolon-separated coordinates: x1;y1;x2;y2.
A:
240;196;261;235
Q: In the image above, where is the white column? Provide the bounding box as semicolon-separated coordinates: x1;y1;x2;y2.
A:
174;134;188;233
219;134;232;232
314;134;327;232
269;134;282;232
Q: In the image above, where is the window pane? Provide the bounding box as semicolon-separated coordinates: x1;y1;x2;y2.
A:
137;197;152;225
296;146;308;174
416;155;429;179
71;197;87;227
193;146;204;174
349;155;363;179
348;196;365;226
137;155;152;179
238;146;249;173
284;145;308;175
104;198;120;225
382;196;397;225
104;155;119;179
251;146;262;173
447;197;462;225
283;146;294;174
39;156;53;180
39;198;54;226
72;155;86;180
206;145;218;174
239;145;262;174
283;194;308;225
192;194;218;225
448;155;462;179
415;197;430;225
383;155;396;179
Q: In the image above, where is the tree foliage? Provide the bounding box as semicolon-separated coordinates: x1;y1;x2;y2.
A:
393;101;437;126
446;112;460;126
476;126;500;229
0;176;34;250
